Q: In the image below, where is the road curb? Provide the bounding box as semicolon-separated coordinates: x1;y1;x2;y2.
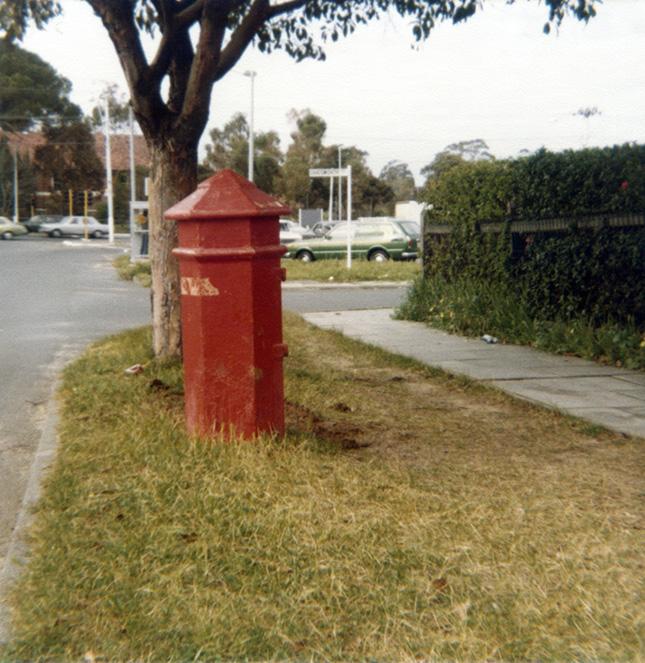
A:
283;280;411;290
0;366;62;645
62;240;128;250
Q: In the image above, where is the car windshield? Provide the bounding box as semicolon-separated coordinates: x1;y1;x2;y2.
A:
398;221;420;238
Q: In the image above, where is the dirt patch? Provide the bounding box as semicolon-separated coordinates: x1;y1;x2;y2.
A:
285;400;373;450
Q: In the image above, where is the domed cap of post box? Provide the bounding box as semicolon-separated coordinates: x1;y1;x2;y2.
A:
165;168;291;221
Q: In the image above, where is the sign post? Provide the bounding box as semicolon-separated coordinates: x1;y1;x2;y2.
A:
309;167;353;268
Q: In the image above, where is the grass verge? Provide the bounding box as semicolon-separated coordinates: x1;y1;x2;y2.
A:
113;254;151;288
282;258;419;282
113;254;419;286
398;274;645;371
3;314;643;661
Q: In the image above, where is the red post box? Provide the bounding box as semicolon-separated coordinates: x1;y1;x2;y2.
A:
165;169;291;439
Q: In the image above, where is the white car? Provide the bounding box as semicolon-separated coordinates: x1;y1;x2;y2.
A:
279;219;315;245
40;216;108;239
0;216;28;240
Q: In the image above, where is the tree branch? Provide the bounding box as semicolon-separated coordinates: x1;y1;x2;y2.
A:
177;0;233;139
212;0;269;82
149;26;176;85
85;1;167;138
175;0;205;28
167;28;195;116
267;0;307;20
85;0;149;91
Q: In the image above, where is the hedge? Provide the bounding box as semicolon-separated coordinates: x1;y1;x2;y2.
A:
424;143;645;225
420;144;645;328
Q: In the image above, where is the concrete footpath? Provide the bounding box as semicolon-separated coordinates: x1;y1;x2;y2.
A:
303;308;645;439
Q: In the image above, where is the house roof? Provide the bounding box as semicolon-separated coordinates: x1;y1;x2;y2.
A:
1;130;150;171
94;133;150;171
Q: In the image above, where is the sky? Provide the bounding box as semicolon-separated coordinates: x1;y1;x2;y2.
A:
21;0;645;184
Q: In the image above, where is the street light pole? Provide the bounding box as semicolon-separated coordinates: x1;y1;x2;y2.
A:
104;98;115;243
12;148;19;223
338;146;342;221
243;70;256;182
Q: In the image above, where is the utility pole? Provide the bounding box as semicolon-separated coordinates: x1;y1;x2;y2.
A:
338;146;342;221
12;148;19;223
104;97;115;243
244;70;256;182
128;105;136;253
346;165;353;270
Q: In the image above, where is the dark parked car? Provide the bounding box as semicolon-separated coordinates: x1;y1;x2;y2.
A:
23;214;63;232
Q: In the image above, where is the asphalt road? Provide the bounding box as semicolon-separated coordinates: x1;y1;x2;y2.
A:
0;236;409;566
0;237;150;567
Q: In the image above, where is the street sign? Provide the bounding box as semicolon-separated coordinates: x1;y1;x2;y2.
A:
308;168;351;178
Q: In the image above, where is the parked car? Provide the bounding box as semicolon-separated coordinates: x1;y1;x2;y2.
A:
284;218;419;262
22;214;63;233
40;216;108;238
0;216;29;240
279;219;315;245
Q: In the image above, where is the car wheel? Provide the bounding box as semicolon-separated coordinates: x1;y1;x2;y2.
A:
297;250;314;263
369;249;389;263
1;231;13;240
91;230;104;239
50;229;62;238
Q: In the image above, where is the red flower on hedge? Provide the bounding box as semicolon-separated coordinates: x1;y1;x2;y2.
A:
620;180;629;191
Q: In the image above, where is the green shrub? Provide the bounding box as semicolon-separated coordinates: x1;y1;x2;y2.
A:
419;144;645;339
423;143;645;224
398;275;645;370
516;227;645;326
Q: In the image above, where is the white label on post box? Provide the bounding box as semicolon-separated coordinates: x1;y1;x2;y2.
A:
181;277;220;297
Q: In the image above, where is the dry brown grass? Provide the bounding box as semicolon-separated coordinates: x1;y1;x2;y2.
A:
3;314;643;662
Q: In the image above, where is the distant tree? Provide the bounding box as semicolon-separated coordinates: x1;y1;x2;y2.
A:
0;0;599;358
90;84;132;133
276;109;328;208
421;139;494;187
34;120;104;195
0;38;81;131
443;139;494;161
326;145;394;218
276;110;394;217
361;176;396;216
203;112;282;193
379;160;417;201
420;152;465;183
0;136;36;219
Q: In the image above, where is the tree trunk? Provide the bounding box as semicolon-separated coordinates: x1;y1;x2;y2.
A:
148;140;197;360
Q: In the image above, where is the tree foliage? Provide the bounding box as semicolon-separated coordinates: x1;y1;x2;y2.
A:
33;120;104;193
0;136;36;218
90;84;132;133
379;160;417;201
203;112;282;193
0;37;81;131
275;109;394;217
421;138;493;185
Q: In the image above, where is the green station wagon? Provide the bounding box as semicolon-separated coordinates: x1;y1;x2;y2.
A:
284;218;419;262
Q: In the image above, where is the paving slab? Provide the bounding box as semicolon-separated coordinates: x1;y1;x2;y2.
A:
303;309;645;439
